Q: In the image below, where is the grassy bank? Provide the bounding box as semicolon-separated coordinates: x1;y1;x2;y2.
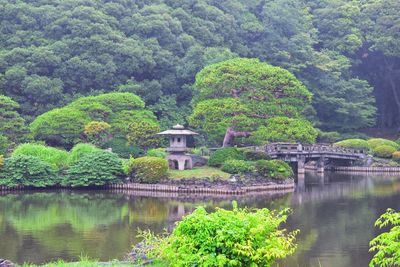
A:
168;166;231;180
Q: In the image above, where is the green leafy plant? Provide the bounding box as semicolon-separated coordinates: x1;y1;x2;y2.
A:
128;156;169;184
368;138;400;150
66;151;124;186
136;202;298;266
250;117;318;145
126;120;160;152
334;139;370;150
147;148;167;158
12;143;69;170
373;145;397;158
84;121;112;146
0;155;58;187
102;136;141;158
255;160;294;180
369;209;400;267
68;143;102;165
208;148;245;167
241;149;271;161
222;159;255;174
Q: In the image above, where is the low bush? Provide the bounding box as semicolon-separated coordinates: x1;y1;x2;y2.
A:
241;149;271;161
255;160;294;180
373;145;397;158
147;148;167;158
128;156;169;184
368;138;400;150
68;143;102;164
0;155;58;187
392;151;400;162
66;151;124;186
136;202;298;266
334;139;370;150
12;143;69;170
222;159;255;174
208;148;244;167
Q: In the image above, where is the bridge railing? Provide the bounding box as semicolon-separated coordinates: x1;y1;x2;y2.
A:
264;143;366;155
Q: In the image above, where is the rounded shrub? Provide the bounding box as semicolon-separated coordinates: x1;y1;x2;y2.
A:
12;143;69;170
373;145;397;158
208;148;244;167
68;143;102;164
334;139;370;150
255;160;294;180
241;149;271;161
147;148;167;158
392;151;400;162
0;155;58;187
368;138;400;150
66;151;124;186
137;203;298;266
222;159;255;174
128;156;169;184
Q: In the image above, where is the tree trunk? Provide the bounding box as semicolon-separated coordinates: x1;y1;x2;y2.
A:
222;127;251;147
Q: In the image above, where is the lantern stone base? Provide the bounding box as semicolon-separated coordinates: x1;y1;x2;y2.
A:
167;154;193;170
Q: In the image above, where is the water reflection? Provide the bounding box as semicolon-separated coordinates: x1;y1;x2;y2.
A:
0;172;400;266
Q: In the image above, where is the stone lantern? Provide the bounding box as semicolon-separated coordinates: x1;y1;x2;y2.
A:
157;124;198;170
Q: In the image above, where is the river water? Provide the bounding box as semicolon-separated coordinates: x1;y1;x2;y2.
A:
1;172;400;266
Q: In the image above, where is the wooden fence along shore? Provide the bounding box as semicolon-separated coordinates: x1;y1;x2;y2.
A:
0;182;295;194
332;166;400;173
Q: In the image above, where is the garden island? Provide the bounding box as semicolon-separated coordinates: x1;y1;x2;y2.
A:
0;0;400;266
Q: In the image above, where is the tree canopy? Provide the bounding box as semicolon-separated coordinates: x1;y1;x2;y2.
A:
1;0;397;133
189;58;314;146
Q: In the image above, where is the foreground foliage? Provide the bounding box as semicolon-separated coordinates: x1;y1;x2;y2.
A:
373;145;397;159
0;155;58;187
137;203;298;267
369;209;400;267
66;151;124;186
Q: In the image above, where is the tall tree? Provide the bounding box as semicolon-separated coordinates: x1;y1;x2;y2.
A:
189;58;313;147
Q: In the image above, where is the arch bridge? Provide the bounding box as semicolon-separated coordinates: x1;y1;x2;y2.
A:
258;143;366;174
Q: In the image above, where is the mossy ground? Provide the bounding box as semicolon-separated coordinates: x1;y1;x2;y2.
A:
168;166;231;180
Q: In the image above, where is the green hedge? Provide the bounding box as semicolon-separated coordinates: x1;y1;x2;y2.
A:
12;143;69;170
222;160;255;174
66;151;124;186
0;155;58;187
147;148;167;158
128;156;169;184
102;136;141;158
373;145;397;158
68;143;102;164
368;138;400;150
240;149;271;161
255;160;293;180
334;139;370;150
208;148;244;167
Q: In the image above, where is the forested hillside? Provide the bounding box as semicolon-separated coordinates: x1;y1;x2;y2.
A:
0;0;398;131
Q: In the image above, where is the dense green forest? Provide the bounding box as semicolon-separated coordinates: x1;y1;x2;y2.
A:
0;0;398;132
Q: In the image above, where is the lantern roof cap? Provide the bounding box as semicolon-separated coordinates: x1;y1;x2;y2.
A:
157;124;198;136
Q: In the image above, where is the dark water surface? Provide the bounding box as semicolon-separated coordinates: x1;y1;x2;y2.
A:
1;172;400;266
